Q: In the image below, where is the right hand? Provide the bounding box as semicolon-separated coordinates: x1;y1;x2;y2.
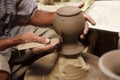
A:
32;42;59;54
20;32;49;43
19;32;59;54
73;2;96;39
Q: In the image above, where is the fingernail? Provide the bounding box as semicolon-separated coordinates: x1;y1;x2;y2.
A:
45;38;50;43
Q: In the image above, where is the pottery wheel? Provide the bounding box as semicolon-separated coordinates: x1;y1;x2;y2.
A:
24;52;108;80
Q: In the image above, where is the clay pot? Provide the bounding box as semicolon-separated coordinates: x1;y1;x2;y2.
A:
99;50;120;80
53;6;85;55
53;6;85;42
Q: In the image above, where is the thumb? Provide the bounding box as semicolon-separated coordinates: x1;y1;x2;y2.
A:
73;2;84;8
36;37;50;44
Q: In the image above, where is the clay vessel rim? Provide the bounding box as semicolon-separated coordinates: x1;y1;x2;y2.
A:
99;50;120;80
57;6;81;17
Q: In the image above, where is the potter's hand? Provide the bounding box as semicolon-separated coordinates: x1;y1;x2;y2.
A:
80;13;96;39
19;32;59;54
20;32;49;43
74;2;96;39
32;41;59;54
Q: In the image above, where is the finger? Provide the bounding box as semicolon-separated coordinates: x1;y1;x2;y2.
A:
73;2;84;8
43;43;58;50
80;34;85;39
36;37;50;44
34;43;57;53
82;13;96;25
78;2;85;8
32;43;57;54
20;32;50;44
80;22;89;39
83;21;89;35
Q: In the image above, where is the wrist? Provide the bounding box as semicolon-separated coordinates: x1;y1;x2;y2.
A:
8;35;23;46
0;35;23;50
15;34;24;44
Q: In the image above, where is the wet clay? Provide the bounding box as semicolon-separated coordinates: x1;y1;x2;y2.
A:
53;6;85;55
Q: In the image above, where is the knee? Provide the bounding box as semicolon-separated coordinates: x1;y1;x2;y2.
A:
0;70;9;80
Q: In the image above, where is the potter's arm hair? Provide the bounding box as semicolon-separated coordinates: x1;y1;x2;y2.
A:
29;10;55;26
0;35;22;51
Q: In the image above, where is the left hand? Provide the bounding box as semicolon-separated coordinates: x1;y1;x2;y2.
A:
32;40;59;54
74;2;96;39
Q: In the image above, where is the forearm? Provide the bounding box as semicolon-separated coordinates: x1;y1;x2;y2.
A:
0;35;23;51
29;10;55;26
